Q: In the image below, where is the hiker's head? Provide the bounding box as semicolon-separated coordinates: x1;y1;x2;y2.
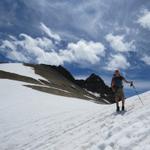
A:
114;69;120;76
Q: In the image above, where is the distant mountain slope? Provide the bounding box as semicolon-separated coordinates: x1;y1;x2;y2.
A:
35;64;114;103
0;63;111;103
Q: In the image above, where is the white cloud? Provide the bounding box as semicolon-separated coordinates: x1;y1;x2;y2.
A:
0;40;16;50
0;33;61;65
105;33;135;52
7;50;28;62
19;34;55;55
105;54;130;71
40;23;61;41
19;34;45;57
61;40;105;66
141;55;150;65
138;10;150;30
0;34;105;67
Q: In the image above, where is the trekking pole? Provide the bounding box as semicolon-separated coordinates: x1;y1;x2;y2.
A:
130;82;144;105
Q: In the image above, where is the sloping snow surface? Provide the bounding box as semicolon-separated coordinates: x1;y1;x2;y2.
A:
0;79;150;150
0;63;46;81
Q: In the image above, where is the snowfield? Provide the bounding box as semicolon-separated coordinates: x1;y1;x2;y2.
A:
0;78;150;150
0;63;47;81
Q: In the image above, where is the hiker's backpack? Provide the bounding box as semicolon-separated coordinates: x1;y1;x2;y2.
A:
111;76;124;90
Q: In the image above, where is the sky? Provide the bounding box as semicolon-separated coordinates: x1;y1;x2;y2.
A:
0;0;150;97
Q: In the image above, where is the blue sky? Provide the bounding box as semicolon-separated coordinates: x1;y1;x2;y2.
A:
0;0;150;97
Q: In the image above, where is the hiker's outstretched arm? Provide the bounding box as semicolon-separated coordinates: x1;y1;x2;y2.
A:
123;79;132;84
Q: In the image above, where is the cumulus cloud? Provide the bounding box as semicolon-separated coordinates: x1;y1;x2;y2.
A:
7;50;28;62
0;40;16;50
105;33;135;52
105;54;130;71
138;10;150;30
40;23;61;41
0;34;62;65
141;55;150;65
61;40;105;66
0;33;105;67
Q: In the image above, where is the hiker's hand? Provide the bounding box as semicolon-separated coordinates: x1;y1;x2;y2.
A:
130;81;133;87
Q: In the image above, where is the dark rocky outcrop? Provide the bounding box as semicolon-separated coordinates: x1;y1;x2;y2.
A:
45;65;115;103
51;65;75;82
38;65;115;103
76;73;105;93
75;73;114;103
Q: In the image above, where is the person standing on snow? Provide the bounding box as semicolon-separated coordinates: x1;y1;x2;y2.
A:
111;69;132;112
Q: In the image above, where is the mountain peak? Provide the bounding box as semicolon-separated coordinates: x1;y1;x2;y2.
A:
86;73;104;83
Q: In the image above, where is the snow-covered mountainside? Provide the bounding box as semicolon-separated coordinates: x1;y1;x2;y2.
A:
0;63;48;81
0;72;150;149
0;63;107;103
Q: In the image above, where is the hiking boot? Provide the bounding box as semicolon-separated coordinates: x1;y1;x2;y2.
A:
116;106;120;112
122;106;125;111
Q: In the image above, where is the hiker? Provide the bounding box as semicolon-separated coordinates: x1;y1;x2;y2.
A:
111;69;132;112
